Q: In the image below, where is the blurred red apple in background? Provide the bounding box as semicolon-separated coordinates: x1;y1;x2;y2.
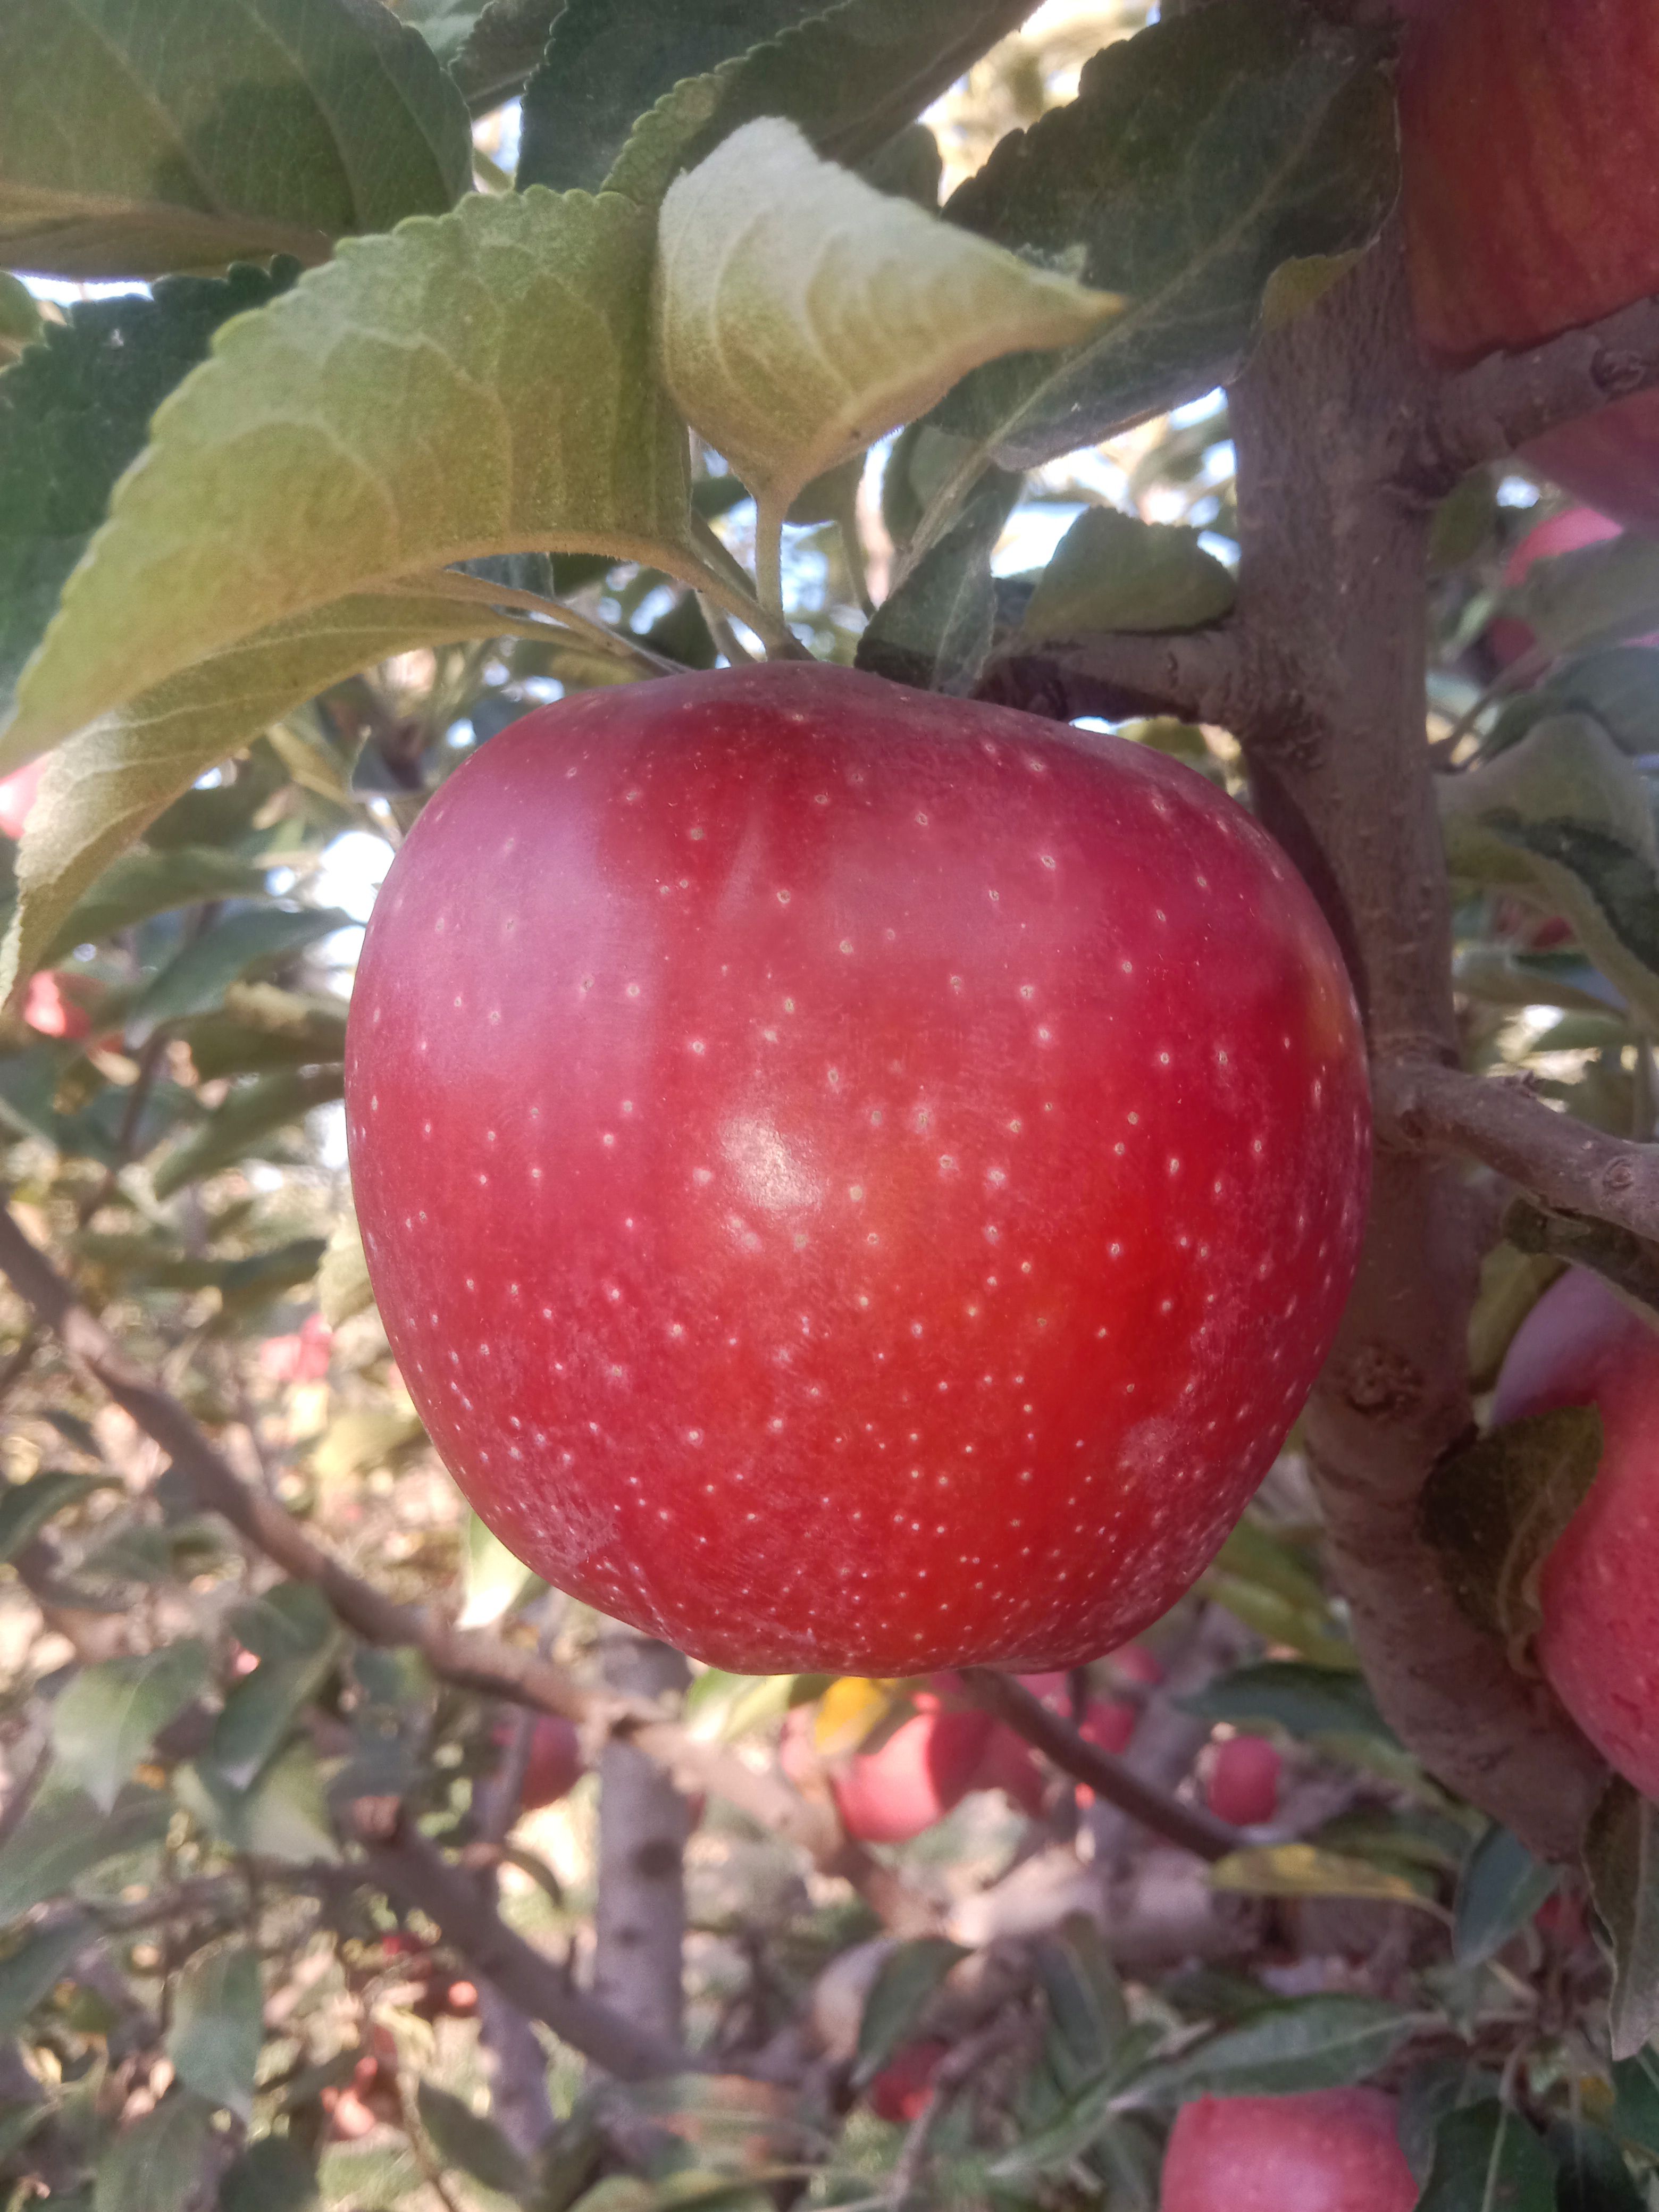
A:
1492;1266;1659;1798
868;2039;948;2124
491;1711;585;1812
1205;1735;1282;1828
0;758;43;841
1401;0;1659;530
1160;2088;1416;2212
348;665;1369;1678
259;1313;333;1385
22;970;92;1040
832;1698;994;1845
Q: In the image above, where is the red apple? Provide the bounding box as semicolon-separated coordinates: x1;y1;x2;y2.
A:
868;2039;948;2123
0;758;43;841
1160;2089;1417;2212
346;664;1369;1675
968;1721;1048;1817
491;1711;585;1811
831;1704;994;1844
1401;0;1659;530
22;970;92;1041
1205;1735;1282;1828
1491;1266;1659;1798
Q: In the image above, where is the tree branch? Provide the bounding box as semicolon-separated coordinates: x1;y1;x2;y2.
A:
956;1670;1237;1863
1421;289;1659;490
1224;223;1608;1859
354;1808;681;2081
0;1201;936;1937
1374;1059;1659;1243
975;625;1256;730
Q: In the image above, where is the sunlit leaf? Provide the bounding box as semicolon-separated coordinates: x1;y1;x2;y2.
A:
0;1782;171;1922
659;117;1116;602
458;1508;546;1629
1020;507;1236;644
150;1067;343;1200
417;2080;530;2197
130;907;353;1032
1209;1844;1440;1911
0;0;470;280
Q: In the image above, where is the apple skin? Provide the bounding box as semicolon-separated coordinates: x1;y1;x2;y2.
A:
1400;0;1659;529
831;1704;994;1844
1491;1266;1659;1798
497;1712;585;1812
867;2039;948;2123
1160;2090;1416;2212
346;664;1369;1675
1205;1735;1281;1828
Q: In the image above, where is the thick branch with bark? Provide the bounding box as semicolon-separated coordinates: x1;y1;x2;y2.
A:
0;1203;935;1941
1375;1059;1659;1243
1221;225;1607;1859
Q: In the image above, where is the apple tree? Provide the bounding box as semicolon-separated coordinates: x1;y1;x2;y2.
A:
2;0;1659;2205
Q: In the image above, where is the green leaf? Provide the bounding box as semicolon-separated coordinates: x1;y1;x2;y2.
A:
417;2080;531;2197
208;1592;340;1788
1415;2102;1555;2212
933;0;1397;466
0;1469;116;1564
317;1212;374;1328
51;1640;210;1814
217;2135;322;2212
1586;1780;1659;2062
151;1067;345;1200
1442;713;1659;1032
0;1782;171;1922
93;2090;215;2212
1611;2049;1659;2157
1033;1916;1129;2089
1177;1661;1395;1745
1513;535;1659;660
1418;1406;1603;1662
1121;1997;1419;2106
853;1938;967;2088
0;0;470;280
682;1669;825;1743
1020;507;1236;644
35;848;275;969
603;0;1034;208
176;1739;340;1864
0;1913;93;2035
130;908;352;1032
855;465;1021;694
517;0;825;192
0;264;301;717
1548;2119;1645;2212
0;189;708;994
658;117;1116;604
168;1943;263;2120
458;1509;546;1629
1452;1825;1559;1967
446;0;558;112
1488;648;1659;761
1209;1844;1440;1911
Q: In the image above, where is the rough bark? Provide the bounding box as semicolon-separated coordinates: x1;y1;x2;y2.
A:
593;1631;692;2050
1225;223;1606;1857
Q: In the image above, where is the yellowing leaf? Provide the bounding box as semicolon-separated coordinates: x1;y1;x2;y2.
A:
657;116;1119;609
814;1676;896;1757
1209;1844;1442;1912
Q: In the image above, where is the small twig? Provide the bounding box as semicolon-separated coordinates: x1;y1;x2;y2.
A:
1373;1058;1659;1245
956;1670;1238;1862
976;625;1256;733
1421;288;1659;490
